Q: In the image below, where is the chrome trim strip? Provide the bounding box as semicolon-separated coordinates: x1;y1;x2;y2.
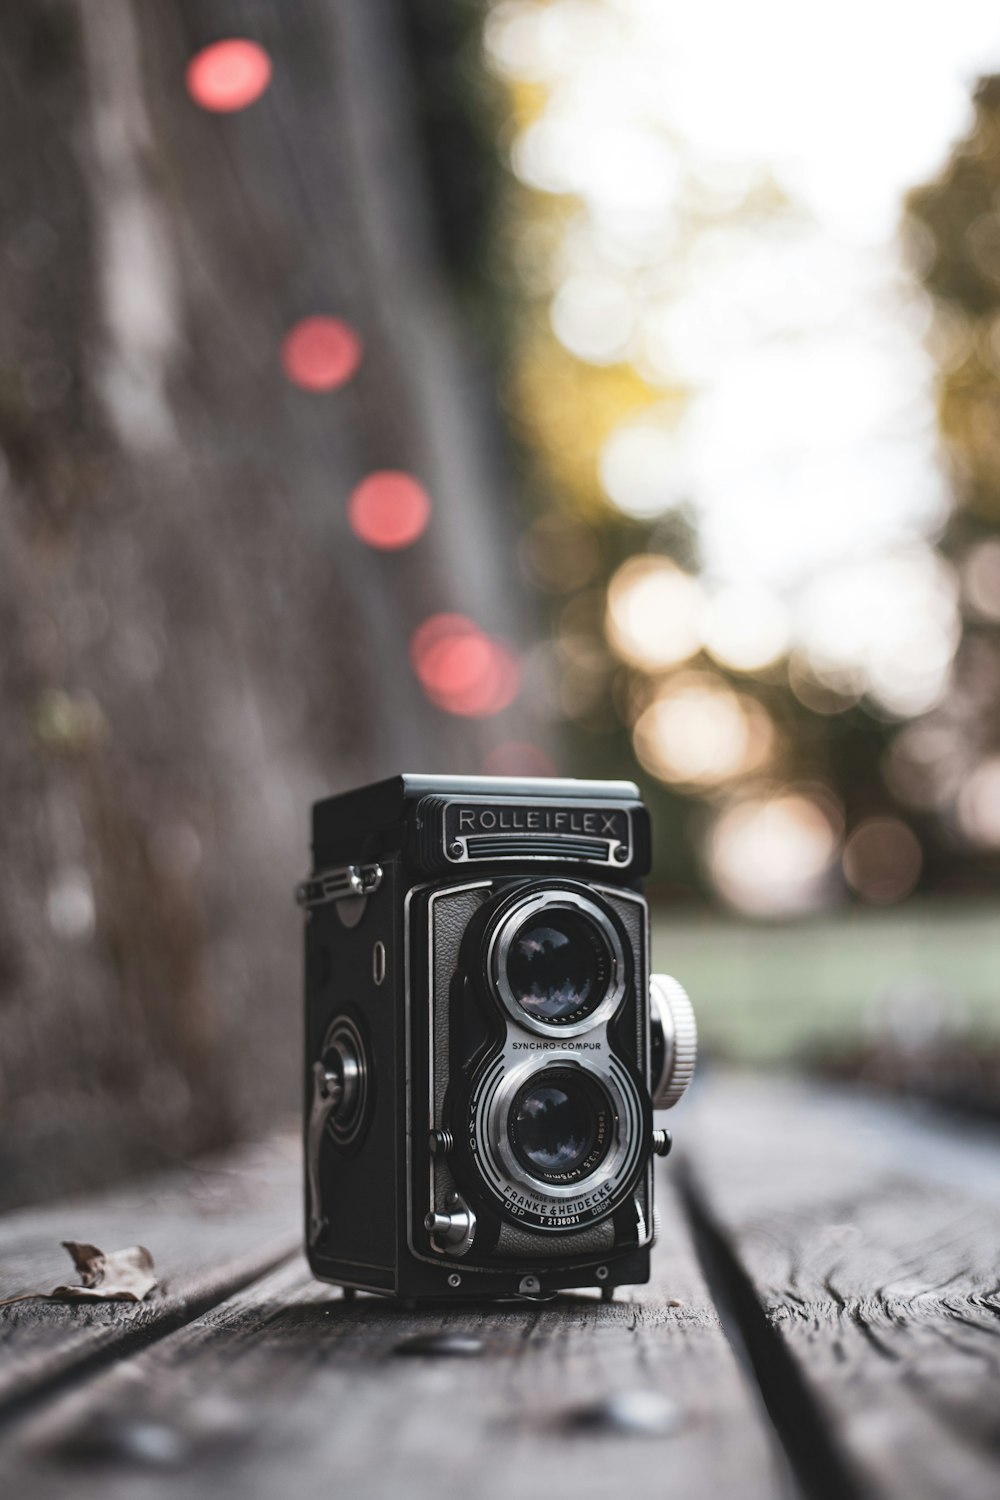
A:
296;862;382;908
403;879;492;1272
440;796;632;868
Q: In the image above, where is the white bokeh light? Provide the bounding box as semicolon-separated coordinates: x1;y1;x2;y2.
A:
485;1;617;83
492;0;1000;707
633;675;774;787
957;758;1000;846
702;585;790;673
46;867;96;940
511;115;679;236
599;421;686;519
606;556;704;669
550;272;636;362
675;338;949;593
708;793;842;916
797;548;960;716
963;538;1000;622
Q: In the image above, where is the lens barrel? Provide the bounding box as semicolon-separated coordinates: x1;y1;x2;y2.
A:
505;909;610;1025
508;1067;614;1185
490;889;625;1037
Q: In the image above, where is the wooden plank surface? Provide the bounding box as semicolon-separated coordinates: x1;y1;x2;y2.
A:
5;1074;999;1500
0;1135;299;1418
1;1170;781;1500
684;1071;1000;1500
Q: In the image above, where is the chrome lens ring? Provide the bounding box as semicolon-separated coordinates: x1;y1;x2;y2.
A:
488;888;627;1039
471;1053;645;1232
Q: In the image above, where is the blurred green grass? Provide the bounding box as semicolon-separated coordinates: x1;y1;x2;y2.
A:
652;900;1000;1064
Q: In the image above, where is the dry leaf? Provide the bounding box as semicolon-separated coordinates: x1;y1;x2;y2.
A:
53;1242;157;1301
0;1242;158;1307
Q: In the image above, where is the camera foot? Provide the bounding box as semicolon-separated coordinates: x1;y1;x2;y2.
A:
342;1286;357;1302
601;1285;615;1303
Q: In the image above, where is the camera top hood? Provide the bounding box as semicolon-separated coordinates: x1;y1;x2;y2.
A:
310;773;650;883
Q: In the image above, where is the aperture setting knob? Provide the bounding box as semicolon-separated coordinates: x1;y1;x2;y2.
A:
649;974;697;1110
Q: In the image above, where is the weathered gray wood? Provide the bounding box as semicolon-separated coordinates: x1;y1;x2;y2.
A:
685;1073;1000;1500
0;1170;782;1500
0;1134;299;1416
11;1079;997;1499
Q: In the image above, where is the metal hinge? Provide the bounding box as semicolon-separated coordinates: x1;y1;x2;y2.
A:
295;862;383;909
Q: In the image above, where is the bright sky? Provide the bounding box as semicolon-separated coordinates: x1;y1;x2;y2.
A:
488;0;1000;717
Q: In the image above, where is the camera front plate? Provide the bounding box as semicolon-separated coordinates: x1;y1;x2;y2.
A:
409;876;652;1266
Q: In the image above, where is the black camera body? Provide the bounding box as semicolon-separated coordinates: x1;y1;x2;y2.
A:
300;774;695;1301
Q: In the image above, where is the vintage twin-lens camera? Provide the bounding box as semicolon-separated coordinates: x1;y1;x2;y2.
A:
298;774;696;1301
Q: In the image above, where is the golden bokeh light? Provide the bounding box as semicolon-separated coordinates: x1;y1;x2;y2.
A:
483;0;1000;911
606;556;704;671
786;652;863;716
708;791;842;917
598;417;685;520
702;584;790;673
506;328;662;510
632;673;774;788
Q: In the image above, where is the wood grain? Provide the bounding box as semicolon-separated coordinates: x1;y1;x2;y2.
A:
684;1072;1000;1500
1;1171;781;1500
7;1076;999;1499
0;1134;300;1417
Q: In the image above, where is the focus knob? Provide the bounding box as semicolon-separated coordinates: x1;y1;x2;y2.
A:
649;974;697;1109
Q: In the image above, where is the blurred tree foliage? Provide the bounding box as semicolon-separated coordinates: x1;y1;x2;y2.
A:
446;18;1000;904
482;96;927;901
909;77;1000;525
903;76;1000;876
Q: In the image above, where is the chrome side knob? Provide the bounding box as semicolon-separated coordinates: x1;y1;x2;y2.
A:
425;1210;469;1243
424;1196;477;1257
306;1016;369;1245
649;974;697;1109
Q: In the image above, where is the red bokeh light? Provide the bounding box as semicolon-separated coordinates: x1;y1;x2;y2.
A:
411;615;520;717
186;40;272;113
410;613;480;666
281;317;362;391
481;742;558;777
348;471;431;550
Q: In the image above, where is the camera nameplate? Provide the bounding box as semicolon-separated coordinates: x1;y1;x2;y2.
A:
418;796;633;869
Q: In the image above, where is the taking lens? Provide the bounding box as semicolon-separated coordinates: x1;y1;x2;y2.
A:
508;1069;613;1184
505;909;611;1026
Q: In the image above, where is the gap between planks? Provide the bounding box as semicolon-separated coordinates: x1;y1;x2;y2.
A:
8;1075;997;1500
682;1072;1000;1500
0;1133;302;1426
0;1173;785;1500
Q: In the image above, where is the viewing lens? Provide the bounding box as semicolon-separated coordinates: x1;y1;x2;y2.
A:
505;909;611;1025
509;1070;613;1184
